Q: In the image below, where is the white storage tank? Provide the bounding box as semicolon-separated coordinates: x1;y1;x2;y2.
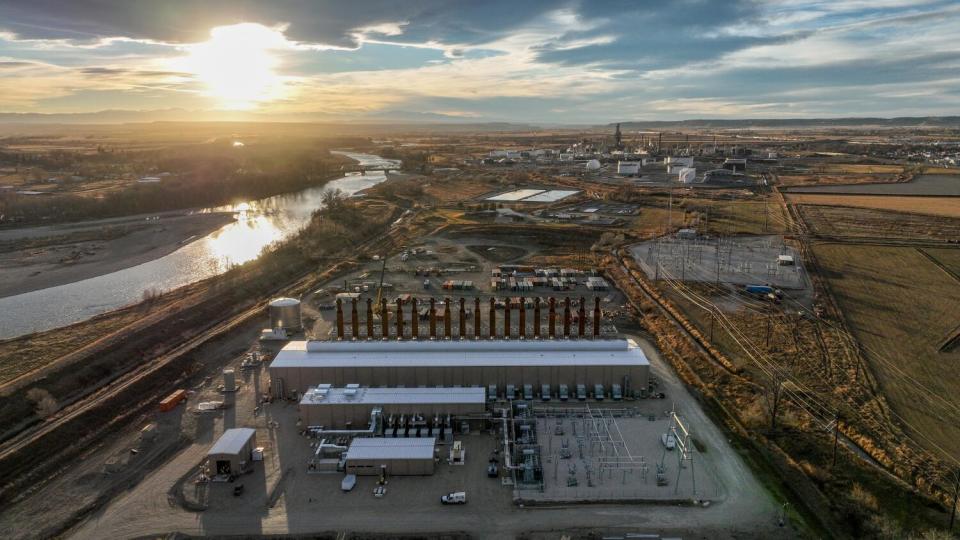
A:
585;159;601;171
223;368;237;392
269;297;302;331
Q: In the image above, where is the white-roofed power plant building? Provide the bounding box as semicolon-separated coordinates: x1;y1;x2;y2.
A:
269;338;649;400
300;386;486;428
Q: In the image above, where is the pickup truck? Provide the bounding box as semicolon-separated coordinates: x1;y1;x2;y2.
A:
441;491;467;504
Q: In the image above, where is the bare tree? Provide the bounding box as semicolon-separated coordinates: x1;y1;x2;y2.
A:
26;388;59;418
763;369;788;432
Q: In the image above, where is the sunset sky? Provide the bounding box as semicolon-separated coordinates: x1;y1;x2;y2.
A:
1;0;958;122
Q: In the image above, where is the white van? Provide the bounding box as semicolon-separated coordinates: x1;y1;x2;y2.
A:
441;491;467;504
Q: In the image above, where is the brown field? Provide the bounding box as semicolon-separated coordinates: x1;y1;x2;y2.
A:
797;204;960;240
777;174;900;186
813;243;960;461
786;194;960;217
921;248;960;279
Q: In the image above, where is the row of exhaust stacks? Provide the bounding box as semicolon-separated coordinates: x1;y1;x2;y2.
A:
334;296;603;341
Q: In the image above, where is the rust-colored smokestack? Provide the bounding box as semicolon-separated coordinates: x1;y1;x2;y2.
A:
578;297;586;338
444;297;452;339
351;298;359;339
533;297;541;338
411;298;419;339
429;298;437;339
563;297;571;338
459;298;466;338
504;299;511;339
336;298;344;340
474;298;481;339
396;298;403;339
519;299;526;339
380;298;389;339
489;298;496;338
593;297;601;337
548;297;556;338
366;298;374;339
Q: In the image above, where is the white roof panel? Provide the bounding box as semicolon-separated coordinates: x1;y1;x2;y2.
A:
346;437;436;461
271;338;648;369
208;428;255;456
301;386;485;406
486;189;545;201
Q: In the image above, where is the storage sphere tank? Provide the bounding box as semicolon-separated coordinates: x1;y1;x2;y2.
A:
269;297;302;331
585;159;601;171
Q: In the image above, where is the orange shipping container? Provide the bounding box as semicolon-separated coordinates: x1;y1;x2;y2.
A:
159;389;187;412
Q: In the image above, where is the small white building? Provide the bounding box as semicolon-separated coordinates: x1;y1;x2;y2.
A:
678;167;697;183
345;437;437;476
207;428;257;476
777;254;795;266
616;161;640;176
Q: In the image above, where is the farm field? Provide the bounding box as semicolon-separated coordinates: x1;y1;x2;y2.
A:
812;243;960;461
785;174;960;196
786;194;960;218
920;248;960;280
797;204;960;240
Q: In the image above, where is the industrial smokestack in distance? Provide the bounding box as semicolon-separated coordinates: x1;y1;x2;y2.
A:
519;299;527;338
396;298;403;339
380;298;389;340
459;298;466;338
578;297;586;338
336;298;344;340
411;298;419;339
351;298;359;339
548;297;556;338
563;297;571;338
533;297;541;338
489;298;496;339
504;299;511;339
444;297;452;339
366;298;374;339
593;297;601;337
474;298;481;339
429;298;437;339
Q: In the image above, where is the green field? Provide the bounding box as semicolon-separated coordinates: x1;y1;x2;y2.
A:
813;243;960;461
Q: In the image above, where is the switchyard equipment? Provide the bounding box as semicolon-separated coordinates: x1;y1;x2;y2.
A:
269;338;650;397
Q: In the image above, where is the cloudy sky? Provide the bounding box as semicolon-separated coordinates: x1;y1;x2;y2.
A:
0;0;958;122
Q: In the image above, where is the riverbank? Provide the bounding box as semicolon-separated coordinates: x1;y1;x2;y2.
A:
0;212;235;298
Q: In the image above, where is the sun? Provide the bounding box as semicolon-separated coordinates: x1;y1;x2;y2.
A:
181;23;288;109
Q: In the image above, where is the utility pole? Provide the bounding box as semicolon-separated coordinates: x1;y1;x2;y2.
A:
950;468;960;531
831;413;841;467
763;202;769;232
765;314;773;349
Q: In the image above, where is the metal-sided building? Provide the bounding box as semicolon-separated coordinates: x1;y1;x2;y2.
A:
344;437;437;476
300;386;486;428
207;427;257;476
269;338;649;398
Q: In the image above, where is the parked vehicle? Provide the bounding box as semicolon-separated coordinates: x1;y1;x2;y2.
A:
441;491;467;504
661;433;676;450
487;463;499;477
341;474;357;491
233;484;244;496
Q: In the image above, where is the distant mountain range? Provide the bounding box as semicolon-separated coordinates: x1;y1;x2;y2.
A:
612;117;960;129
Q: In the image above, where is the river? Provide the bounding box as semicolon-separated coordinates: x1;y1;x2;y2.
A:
0;151;398;339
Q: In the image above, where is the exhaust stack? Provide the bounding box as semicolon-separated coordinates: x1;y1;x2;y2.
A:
335;298;344;340
366;298;374;339
504;299;511;339
593;297;601;337
396;298;403;339
533;297;541;338
380;298;389;339
459;298;466;338
411;298;419;339
578;297;586;338
474;298;481;339
548;297;556;338
519;299;526;339
488;298;496;338
563;297;571;338
429;298;437;339
351;298;359;339
444;297;452;339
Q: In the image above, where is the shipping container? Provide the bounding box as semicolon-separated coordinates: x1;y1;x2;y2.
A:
159;389;187;412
